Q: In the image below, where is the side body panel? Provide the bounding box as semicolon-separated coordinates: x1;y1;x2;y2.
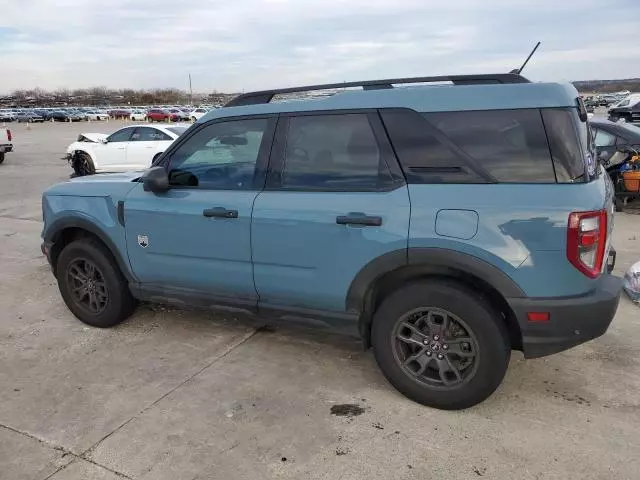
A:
408;180;612;298
252;187;411;312
123;183;258;302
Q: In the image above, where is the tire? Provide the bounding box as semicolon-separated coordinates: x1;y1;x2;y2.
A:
371;280;510;410
615;197;624;212
56;238;137;328
0;152;4;164
73;152;96;176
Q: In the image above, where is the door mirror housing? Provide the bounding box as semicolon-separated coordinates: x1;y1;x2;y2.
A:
99;137;108;144
142;166;170;193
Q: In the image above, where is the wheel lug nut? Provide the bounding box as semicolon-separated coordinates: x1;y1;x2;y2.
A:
442;344;449;350
426;351;432;356
437;354;444;359
433;335;439;341
423;339;429;345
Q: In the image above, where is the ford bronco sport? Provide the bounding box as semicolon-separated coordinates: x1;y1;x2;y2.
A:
41;73;622;409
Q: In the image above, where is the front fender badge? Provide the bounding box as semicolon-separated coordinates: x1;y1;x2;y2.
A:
137;235;149;248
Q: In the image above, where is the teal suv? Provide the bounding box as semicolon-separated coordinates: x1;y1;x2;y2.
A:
41;73;621;409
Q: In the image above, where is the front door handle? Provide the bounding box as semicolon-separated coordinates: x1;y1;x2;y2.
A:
336;214;382;226
203;207;238;219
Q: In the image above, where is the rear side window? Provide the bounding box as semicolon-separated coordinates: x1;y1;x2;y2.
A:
279;114;393;190
425;109;556;183
541;109;587;182
381;109;557;183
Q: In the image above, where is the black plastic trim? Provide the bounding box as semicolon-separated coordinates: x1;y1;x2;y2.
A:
43;217;136;283
128;284;359;336
259;303;359;336
508;274;622;358
117;201;125;226
346;248;526;313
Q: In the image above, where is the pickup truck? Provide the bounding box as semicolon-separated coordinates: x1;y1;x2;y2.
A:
0;127;12;164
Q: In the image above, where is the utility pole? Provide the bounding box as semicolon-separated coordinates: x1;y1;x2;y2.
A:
188;73;193;106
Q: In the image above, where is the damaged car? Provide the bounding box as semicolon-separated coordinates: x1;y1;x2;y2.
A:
65;124;188;176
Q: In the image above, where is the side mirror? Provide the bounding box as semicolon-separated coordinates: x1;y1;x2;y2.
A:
142;166;170;193
99;137;108;144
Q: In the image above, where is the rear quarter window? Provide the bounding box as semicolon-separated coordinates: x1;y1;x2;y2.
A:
381;108;557;183
541;109;587;182
425;109;556;183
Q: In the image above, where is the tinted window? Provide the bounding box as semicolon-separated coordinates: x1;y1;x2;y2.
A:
380;109;486;184
280;114;391;190
131;127;170;141
107;127;135;143
541;109;586;182
594;128;616;147
168;118;268;190
425;109;556;183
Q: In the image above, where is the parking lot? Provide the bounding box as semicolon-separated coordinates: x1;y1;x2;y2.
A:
1;120;639;480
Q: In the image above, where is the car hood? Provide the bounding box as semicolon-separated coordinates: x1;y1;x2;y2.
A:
44;172;143;198
77;133;108;142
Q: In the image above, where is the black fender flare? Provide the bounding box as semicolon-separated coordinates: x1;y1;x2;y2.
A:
44;217;136;283
346;247;525;313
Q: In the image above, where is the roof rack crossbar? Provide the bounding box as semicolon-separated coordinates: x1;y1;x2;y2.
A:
225;73;530;107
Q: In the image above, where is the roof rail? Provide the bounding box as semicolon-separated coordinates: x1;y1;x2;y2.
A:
225;73;530;107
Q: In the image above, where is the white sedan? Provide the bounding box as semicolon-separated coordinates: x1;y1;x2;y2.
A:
66;124;189;176
189;107;209;121
130;109;147;121
85;110;110;121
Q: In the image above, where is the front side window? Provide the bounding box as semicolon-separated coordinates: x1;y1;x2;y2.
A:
167;118;268;190
279;114;391;190
107;127;135;143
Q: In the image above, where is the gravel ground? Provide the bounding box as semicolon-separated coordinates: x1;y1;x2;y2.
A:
1;120;639;480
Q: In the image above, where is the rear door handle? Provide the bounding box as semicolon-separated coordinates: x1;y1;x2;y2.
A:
203;207;238;219
336;214;382;226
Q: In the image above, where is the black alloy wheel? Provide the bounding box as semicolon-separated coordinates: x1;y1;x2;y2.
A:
392;307;479;389
66;258;109;315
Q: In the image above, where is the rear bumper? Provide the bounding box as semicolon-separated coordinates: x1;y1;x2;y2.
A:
0;144;12;153
507;274;622;358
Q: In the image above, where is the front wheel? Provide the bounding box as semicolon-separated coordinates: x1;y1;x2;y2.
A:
73;152;96;176
371;280;510;410
56;238;137;328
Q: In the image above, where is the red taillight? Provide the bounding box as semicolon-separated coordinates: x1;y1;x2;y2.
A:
7;129;11;142
567;210;607;279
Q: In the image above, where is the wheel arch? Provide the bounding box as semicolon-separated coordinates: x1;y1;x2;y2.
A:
347;248;525;351
44;218;135;283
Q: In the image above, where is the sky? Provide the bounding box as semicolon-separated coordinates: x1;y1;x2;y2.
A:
0;0;639;94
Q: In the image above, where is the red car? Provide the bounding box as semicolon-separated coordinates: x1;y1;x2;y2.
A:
146;108;171;122
108;109;131;119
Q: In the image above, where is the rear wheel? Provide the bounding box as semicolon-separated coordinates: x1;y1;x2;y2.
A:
0;152;5;164
371;280;510;410
56;238;137;328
